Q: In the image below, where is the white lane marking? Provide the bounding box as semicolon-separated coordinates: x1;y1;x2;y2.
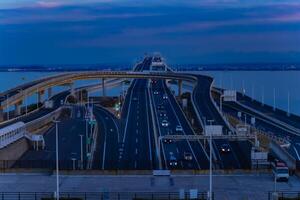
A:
145;88;153;162
176;147;179;154
123;80;138;144
293;146;300;160
162;81;201;170
136;138;138;143
135;148;138;155
150;83;168;169
136;129;138;134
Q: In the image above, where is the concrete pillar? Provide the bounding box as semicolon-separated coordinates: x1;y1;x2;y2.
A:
47;87;53;99
14;101;22;116
37;90;45;103
0;107;3;122
102;78;106;97
70;83;75;95
178;79;182;97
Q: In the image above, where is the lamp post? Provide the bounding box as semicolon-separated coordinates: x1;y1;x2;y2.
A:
6;94;9;120
79;134;84;169
207;119;215;200
53;119;60;200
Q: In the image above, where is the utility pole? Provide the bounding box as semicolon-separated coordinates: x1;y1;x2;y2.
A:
273;88;276;111
53;120;60;200
80;134;84;169
207;119;214;200
261;86;264;106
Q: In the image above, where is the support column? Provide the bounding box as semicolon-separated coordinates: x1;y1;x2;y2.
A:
0;107;3;122
14;101;22;116
37;90;45;103
48;87;53;99
178;79;182;97
102;78;106;97
70;83;75;95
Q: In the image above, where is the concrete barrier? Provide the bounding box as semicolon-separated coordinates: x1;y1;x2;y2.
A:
269;141;296;170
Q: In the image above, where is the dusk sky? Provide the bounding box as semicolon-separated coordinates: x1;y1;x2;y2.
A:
0;0;300;65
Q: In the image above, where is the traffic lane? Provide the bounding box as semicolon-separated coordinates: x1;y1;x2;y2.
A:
193;76;242;169
162;81;209;169
223;101;299;135
0;90;69;129
19;113;87;169
121;79;152;169
194;90;241;169
152;82;199;170
93;106;119;169
222;102;300;161
237;93;300;129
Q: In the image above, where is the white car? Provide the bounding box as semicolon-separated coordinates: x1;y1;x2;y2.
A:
161;120;169;127
184;152;193;161
153;91;159;95
163;94;168;100
175;125;183;132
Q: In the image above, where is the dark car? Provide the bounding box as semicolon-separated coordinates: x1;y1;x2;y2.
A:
220;143;231;153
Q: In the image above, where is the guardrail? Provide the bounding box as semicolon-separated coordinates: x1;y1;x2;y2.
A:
268;191;300;200
0;191;211;200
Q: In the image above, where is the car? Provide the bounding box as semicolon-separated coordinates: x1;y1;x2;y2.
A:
175;125;183;132
184;152;193;161
157;105;164;111
132;97;138;101
151;80;157;84
153;91;159;95
161;120;169;127
220;143;231;153
159;111;167;118
163;138;173;144
168;153;178;167
163;94;168;100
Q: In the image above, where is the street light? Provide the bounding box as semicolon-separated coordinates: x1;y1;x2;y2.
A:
6;94;9;120
206;119;215;200
53;119;60;200
79;134;84;169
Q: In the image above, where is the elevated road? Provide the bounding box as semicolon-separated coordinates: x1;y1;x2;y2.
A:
93;105;120;170
192;75;250;169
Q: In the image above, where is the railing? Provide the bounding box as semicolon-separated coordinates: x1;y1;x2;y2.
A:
0;192;211;200
268;191;300;200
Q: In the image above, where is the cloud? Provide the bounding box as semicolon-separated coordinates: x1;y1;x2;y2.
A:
36;1;62;8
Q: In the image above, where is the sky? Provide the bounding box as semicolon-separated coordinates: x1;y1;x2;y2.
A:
0;0;300;65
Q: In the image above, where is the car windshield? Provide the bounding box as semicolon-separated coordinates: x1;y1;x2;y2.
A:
277;168;288;174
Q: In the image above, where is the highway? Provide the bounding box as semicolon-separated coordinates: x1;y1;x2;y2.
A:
0;90;69;129
192;75;250;169
119;57;155;169
150;79;209;169
237;93;300;131
18;105;88;169
93;105;120;170
220;99;300;161
8;55;300;171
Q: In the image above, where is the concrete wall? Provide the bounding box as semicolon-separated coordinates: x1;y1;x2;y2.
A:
0;138;30;167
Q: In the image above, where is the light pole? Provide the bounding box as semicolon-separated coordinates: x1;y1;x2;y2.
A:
79;134;84;169
220;94;224;113
6;94;9;120
287;91;290;117
273;88;276;111
207;119;214;200
53;119;60;200
261;86;264;106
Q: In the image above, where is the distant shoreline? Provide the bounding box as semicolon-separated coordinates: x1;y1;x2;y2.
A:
0;63;299;72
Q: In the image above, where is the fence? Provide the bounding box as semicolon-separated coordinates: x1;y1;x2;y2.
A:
268;191;300;200
0;192;211;200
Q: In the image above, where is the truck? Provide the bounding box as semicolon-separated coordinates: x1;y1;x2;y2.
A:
272;160;289;182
